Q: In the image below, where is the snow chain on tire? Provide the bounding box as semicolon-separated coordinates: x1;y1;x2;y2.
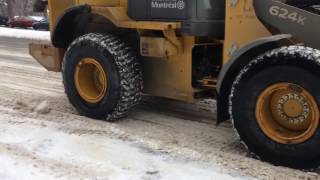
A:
229;46;320;167
63;33;143;121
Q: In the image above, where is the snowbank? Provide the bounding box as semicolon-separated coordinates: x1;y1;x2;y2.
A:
0;113;247;180
0;27;50;41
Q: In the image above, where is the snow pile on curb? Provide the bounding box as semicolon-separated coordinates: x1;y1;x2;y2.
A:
0;27;50;41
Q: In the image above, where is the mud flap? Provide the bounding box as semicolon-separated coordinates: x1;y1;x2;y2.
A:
29;43;63;72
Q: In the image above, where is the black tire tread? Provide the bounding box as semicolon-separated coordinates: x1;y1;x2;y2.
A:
229;46;320;168
62;33;143;121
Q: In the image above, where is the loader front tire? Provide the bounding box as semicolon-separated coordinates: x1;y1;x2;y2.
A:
63;33;143;121
229;46;320;168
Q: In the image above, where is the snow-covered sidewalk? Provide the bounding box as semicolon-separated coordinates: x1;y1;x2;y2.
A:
0;27;50;41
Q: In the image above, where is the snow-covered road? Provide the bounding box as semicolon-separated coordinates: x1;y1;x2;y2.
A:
0;113;244;180
0;29;319;180
0;27;49;41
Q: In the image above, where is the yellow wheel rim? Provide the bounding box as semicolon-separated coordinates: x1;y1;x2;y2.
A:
74;58;107;103
256;83;319;144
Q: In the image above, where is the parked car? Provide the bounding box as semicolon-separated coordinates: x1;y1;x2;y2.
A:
8;16;36;28
33;18;49;30
0;15;8;26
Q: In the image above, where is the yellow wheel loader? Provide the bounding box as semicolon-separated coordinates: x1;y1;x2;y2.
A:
30;0;320;168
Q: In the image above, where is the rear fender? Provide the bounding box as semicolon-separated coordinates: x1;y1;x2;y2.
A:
51;4;91;48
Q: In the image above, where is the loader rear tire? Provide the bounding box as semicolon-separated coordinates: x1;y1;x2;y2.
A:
229;46;320;169
63;33;143;121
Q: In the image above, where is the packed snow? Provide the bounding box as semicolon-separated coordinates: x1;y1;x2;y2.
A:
0;115;247;180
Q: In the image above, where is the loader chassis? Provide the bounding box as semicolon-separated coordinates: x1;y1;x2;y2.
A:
29;0;320;168
32;0;272;102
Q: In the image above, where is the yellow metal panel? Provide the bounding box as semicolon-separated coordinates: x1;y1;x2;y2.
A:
223;0;271;63
140;37;178;58
142;37;195;102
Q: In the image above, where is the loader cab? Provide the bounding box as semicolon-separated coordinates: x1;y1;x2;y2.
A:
128;0;225;38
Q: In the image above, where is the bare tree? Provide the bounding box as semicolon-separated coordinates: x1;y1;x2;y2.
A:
34;0;47;12
0;0;7;15
0;0;40;17
6;0;14;18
